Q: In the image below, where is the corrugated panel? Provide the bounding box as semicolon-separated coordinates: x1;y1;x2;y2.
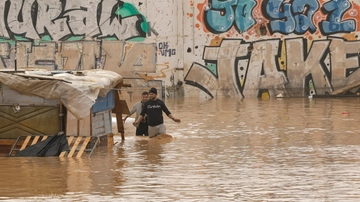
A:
0;105;60;139
91;110;112;137
92;90;114;113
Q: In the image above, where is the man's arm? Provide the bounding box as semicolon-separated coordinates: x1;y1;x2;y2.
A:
161;102;181;123
133;102;147;126
123;103;137;122
168;114;181;123
133;115;144;126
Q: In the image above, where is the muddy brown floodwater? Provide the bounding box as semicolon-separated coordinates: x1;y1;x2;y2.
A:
1;97;360;201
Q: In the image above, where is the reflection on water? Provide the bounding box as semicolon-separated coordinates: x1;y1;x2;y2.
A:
1;97;360;201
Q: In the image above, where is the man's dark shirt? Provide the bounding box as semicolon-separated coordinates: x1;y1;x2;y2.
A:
140;99;171;126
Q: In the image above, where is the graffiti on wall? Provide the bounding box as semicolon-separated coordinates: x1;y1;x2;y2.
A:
0;0;159;80
0;0;148;42
196;0;359;36
185;36;360;98
0;40;157;78
186;0;360;97
158;42;176;57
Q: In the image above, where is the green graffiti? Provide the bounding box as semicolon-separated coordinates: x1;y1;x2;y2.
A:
102;36;145;42
67;36;86;41
40;35;52;42
0;37;15;45
14;35;30;42
116;3;139;17
115;2;149;41
206;63;218;76
309;79;315;94
128;37;147;42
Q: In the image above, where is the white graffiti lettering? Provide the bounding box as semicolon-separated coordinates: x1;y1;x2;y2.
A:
185;38;360;98
0;0;145;41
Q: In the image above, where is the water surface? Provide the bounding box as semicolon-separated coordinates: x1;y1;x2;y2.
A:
1;97;360;201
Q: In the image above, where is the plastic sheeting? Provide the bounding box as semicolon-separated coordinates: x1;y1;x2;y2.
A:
16;134;69;157
0;69;122;119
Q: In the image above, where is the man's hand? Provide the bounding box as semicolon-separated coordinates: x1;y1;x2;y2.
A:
173;118;181;123
133;121;139;126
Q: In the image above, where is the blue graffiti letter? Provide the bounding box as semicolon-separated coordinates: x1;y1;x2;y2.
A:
292;0;319;34
263;0;295;34
204;0;237;33
320;0;355;35
234;0;257;33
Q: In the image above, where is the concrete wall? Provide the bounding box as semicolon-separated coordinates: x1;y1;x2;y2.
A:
1;0;360;98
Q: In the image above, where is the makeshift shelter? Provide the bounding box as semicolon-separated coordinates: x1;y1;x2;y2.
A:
0;69;126;156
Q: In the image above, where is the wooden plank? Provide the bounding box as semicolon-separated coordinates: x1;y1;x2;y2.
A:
68;136;82;157
78;115;91;136
113;91;130;114
66;109;91;137
31;136;40;145
67;136;75;145
0;69;25;73
113;90;126;140
59;136;75;157
20;136;31;151
0;139;16;146
59;151;66;157
66;111;79;136
76;137;91;158
330;80;360;95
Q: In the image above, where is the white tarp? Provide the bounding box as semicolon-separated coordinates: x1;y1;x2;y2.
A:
0;69;122;119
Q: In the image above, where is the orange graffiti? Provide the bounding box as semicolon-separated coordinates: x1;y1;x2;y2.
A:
209;36;224;46
135;73;151;82
246;3;269;38
136;62;170;81
196;0;210;33
125;44;133;57
190;0;194;7
344;2;360;32
342;33;357;41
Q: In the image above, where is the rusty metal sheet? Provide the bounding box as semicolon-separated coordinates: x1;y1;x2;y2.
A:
0;105;60;139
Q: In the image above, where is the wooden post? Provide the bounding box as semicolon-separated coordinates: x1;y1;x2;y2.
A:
112;90;129;140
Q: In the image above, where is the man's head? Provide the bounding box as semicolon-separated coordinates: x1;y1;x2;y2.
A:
148;87;157;100
141;91;149;102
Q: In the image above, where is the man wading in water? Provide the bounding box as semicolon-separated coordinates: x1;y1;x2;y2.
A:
124;91;149;136
133;87;181;138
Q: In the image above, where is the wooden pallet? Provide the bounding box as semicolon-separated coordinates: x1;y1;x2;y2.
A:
60;136;97;157
8;135;99;157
